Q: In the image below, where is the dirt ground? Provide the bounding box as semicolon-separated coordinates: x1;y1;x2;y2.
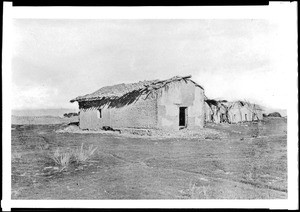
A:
11;117;287;199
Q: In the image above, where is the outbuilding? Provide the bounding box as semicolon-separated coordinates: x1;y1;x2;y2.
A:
227;101;263;123
204;99;229;123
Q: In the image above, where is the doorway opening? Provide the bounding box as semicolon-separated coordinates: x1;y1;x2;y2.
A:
97;109;102;118
179;107;188;127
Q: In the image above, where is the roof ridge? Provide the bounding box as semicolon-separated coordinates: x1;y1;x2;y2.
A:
70;75;203;103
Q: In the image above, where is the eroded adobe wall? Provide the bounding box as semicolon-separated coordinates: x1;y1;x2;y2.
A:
228;106;263;123
204;102;213;122
240;107;254;122
79;106;111;130
79;94;157;130
157;80;205;130
109;94;157;129
255;110;263;120
228;107;242;123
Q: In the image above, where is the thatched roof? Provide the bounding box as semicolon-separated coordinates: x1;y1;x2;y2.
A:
205;99;218;107
227;101;263;111
205;99;228;107
71;80;156;103
70;75;204;108
205;99;263;114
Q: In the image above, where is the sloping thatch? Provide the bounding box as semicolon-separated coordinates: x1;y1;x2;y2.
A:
205;99;218;107
227;101;263;112
70;75;204;110
204;99;229;123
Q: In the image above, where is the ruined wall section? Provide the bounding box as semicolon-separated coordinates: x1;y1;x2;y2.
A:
228;107;243;123
79;94;158;130
204;102;213;123
228;105;264;123
255;110;263;121
157;80;205;130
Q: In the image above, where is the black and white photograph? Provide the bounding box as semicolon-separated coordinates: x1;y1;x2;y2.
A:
2;2;298;210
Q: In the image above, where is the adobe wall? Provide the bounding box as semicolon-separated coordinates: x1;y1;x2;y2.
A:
255;110;263;120
228;107;242;123
157;80;205;130
79;94;157;130
204;102;213;122
228;106;263;123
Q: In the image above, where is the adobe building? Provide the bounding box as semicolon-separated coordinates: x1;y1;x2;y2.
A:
204;100;263;124
227;101;263;123
70;75;205;130
204;99;228;123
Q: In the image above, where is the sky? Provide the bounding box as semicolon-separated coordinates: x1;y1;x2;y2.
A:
11;19;295;111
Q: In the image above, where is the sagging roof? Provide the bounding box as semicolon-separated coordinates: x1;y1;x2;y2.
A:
70;75;204;103
205;99;263;112
227;101;263;110
205;99;228;107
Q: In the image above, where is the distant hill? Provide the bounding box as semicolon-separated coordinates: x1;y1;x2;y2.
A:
12;108;78;118
11;115;78;125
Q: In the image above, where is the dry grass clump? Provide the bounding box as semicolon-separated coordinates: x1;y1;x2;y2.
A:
51;148;73;168
73;143;98;164
50;143;98;169
188;182;212;199
12;152;22;162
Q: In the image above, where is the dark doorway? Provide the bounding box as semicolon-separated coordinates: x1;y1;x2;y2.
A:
179;107;187;127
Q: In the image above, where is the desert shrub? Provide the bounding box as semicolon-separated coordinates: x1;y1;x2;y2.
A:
73;143;98;164
102;126;121;133
48;144;98;171
68;121;79;126
188;182;212;199
50;148;73;168
12;152;22;162
63;112;79;118
268;112;281;117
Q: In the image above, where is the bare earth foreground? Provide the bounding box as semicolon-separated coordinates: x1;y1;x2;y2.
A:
11;117;287;199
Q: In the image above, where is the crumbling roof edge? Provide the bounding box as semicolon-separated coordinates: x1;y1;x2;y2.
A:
70;75;204;103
